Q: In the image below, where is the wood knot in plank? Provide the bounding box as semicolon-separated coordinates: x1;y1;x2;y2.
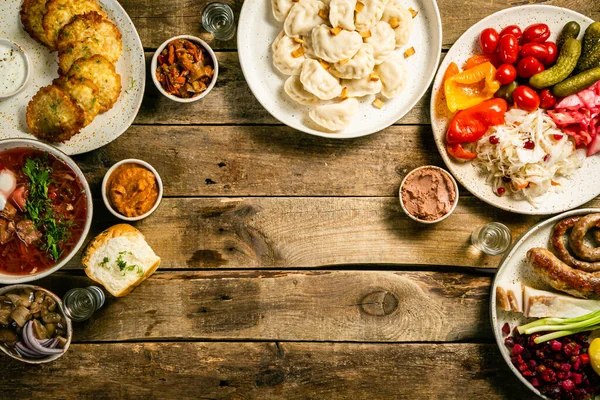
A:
360;291;398;316
255;365;285;387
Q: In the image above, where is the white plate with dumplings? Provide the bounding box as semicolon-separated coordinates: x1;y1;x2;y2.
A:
238;0;442;138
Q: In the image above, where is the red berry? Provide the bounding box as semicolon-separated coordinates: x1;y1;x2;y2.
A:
553;134;563;141
550;340;562;352
561;379;575;391
489;135;500;144
524;139;535;149
497;187;506;196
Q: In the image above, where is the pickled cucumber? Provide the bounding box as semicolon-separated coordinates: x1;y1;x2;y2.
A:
552;67;600;97
530;38;582;89
577;41;600;71
583;22;600;55
557;21;581;49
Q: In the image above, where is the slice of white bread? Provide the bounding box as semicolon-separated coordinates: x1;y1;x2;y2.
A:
82;224;160;297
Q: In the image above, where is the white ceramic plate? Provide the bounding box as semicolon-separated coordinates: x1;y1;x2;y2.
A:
491;208;600;399
238;0;442;139
430;5;597;215
0;0;145;155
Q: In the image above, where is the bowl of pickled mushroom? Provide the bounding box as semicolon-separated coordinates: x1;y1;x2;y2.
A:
0;138;93;284
0;285;72;364
151;35;218;103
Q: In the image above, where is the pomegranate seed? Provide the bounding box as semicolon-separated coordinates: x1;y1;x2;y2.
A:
531;378;540;387
553;134;563;140
502;322;510;334
497;187;506;196
564;343;575;356
560;363;572;372
489;135;500;145
573;357;582;371
572;373;583;384
519;363;529;372
550;340;562;352
562;379;575;391
580;354;590;365
524;139;535;149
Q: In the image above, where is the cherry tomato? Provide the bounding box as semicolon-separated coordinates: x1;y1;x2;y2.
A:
499;25;523;42
519;43;549;63
539;89;557;109
479;28;500;54
495;63;517;85
522;23;551;44
513;85;540;111
544;41;558;66
499;34;519;64
517;56;545;78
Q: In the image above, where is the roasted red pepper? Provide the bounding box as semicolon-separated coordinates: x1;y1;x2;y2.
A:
446;98;508;160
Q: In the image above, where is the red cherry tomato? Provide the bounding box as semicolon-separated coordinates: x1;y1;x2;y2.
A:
513;85;540;111
544;41;558;65
519;43;549;63
539;89;557;109
499;25;523;42
517;56;545;78
479;28;500;54
495;63;517;85
499;34;519;64
522;23;551;44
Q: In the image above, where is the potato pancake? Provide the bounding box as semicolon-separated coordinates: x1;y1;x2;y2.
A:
57;12;122;73
42;0;107;50
65;55;121;113
26;85;84;143
20;0;52;48
54;77;102;126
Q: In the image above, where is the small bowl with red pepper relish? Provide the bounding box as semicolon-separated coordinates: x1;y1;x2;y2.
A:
151;35;218;103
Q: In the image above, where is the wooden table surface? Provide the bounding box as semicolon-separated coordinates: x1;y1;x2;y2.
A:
3;0;600;398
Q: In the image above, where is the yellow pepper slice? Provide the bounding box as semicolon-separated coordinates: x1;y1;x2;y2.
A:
444;62;501;113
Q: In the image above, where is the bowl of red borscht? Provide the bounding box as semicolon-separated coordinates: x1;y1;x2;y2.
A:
0;139;92;284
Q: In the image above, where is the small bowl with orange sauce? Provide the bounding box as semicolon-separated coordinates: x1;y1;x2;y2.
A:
102;159;163;222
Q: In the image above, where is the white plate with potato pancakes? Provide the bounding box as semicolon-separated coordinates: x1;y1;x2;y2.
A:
238;0;442;138
0;0;145;155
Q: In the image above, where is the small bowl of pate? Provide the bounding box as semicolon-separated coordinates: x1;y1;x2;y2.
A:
0;39;30;100
399;166;459;224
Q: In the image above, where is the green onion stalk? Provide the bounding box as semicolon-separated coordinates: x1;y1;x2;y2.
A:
518;310;600;344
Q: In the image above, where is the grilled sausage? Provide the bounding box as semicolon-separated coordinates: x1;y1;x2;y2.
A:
570;214;600;262
551;216;600;272
527;247;600;299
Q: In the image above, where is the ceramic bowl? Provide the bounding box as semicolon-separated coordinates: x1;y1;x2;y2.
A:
0;284;73;364
0;139;93;284
399;165;459;224
151;35;219;103
102;159;163;221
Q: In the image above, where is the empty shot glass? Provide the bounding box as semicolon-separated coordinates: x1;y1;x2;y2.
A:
202;2;236;41
471;222;512;256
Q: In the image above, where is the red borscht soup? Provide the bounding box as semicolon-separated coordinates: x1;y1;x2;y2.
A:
0;148;88;275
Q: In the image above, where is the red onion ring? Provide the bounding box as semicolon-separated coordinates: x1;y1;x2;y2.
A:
22;321;63;356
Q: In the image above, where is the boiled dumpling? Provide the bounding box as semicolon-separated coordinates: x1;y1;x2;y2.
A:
309;98;359;131
354;0;385;31
300;59;343;100
311;24;362;63
272;31;305;75
365;21;396;64
342;75;382;97
382;0;413;46
329;0;357;30
272;0;295;22
374;52;407;98
330;44;375;79
284;0;327;37
284;75;320;105
302;35;316;59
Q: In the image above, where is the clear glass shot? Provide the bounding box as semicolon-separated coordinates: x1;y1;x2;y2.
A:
471;222;512;256
61;286;105;322
202;2;236;41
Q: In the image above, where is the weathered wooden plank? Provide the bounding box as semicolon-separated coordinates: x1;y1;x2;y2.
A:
135;52;430;125
36;270;492;342
0;342;531;399
121;0;599;50
63;196;600;270
74;124;441;197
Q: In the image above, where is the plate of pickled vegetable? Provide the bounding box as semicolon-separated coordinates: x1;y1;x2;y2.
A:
430;5;600;215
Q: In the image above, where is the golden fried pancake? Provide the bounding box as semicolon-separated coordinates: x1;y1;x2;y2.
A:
26;85;84;143
65;55;121;113
54;76;102;126
20;0;52;48
42;0;106;50
57;12;122;73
